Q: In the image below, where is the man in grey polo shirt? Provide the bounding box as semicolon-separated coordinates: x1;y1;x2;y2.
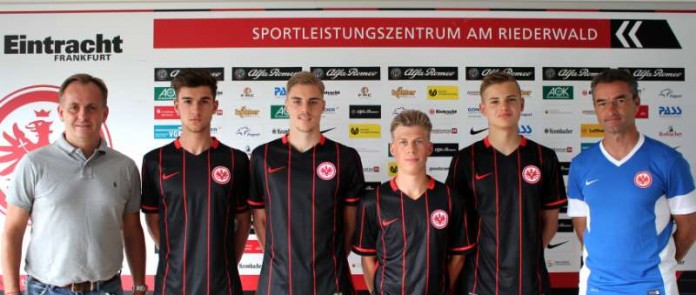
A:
1;73;147;295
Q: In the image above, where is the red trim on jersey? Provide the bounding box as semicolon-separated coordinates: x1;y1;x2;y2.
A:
247;199;264;206
225;148;236;295
449;244;476;251
376;187;386;295
281;134;327;146
519;136;528;147
141;204;158;211
345;197;359;203
544;199;568;207
471;145;481;294
537;137;545;290
211;137;220;149
390;176;436;193
180;148;189;294
400;191;408;295
287;143;293;295
206;149;212;295
224;204;233;295
331;142;341;291
389;177;399;191
263;144;275;295
312;147;318;295
517;149;523;295
174;137;182;149
353;245;377;253
483;136;492;148
358;205;367;252
493;147;500;295
424;190;431;294
159;148;172;295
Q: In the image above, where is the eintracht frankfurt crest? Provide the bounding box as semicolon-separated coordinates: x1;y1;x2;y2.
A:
0;85;112;214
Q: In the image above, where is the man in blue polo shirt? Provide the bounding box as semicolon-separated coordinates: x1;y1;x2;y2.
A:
568;69;696;294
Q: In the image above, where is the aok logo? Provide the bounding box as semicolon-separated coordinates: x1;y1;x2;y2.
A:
543;86;574;99
154;87;177;101
0;85;112;213
270;105;289;119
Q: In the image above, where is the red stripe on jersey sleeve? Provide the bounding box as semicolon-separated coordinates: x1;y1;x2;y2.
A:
543;198;568;208
344;197;360;204
449;244;476;253
353;245;377;255
141;204;159;212
247;199;265;208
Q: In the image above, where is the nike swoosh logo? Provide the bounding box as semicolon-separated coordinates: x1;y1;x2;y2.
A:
267;166;286;173
381;218;398;227
547;240;569;249
470;127;488;135
475;172;492;180
585;179;599;186
162;172;179;180
321;127;336;134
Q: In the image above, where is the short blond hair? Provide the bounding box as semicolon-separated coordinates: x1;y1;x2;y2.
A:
390;110;432;139
287;71;325;94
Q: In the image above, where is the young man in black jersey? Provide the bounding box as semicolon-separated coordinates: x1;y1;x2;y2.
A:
446;72;567;295
141;69;251;294
249;71;365;295
353;110;474;295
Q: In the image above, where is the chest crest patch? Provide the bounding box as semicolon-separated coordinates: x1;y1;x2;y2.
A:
317;161;336;180
212;166;231;185
522;165;541;184
431;209;449;229
634;171;653;188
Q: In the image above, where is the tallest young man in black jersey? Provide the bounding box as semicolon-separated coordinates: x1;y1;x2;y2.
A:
446;72;567;295
141;69;251;295
249;71;365;295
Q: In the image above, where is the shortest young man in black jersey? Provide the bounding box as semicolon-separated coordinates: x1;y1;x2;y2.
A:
141;69;251;295
354;110;475;295
446;72;567;295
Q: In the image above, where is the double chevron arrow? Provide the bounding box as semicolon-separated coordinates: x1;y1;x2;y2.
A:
615;20;643;48
611;19;681;49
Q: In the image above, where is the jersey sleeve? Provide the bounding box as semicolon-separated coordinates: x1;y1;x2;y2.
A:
123;158;142;214
248;145;266;209
666;154;696;215
232;150;251;214
566;158;588;217
352;189;379;256
341;147;366;206
445;150;471;203
541;148;568;209
447;186;476;254
7;155;37;212
140;150;160;214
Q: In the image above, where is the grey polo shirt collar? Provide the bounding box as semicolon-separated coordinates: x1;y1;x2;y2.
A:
55;133;108;162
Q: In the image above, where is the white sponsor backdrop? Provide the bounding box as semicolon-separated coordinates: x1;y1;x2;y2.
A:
1;2;695;290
